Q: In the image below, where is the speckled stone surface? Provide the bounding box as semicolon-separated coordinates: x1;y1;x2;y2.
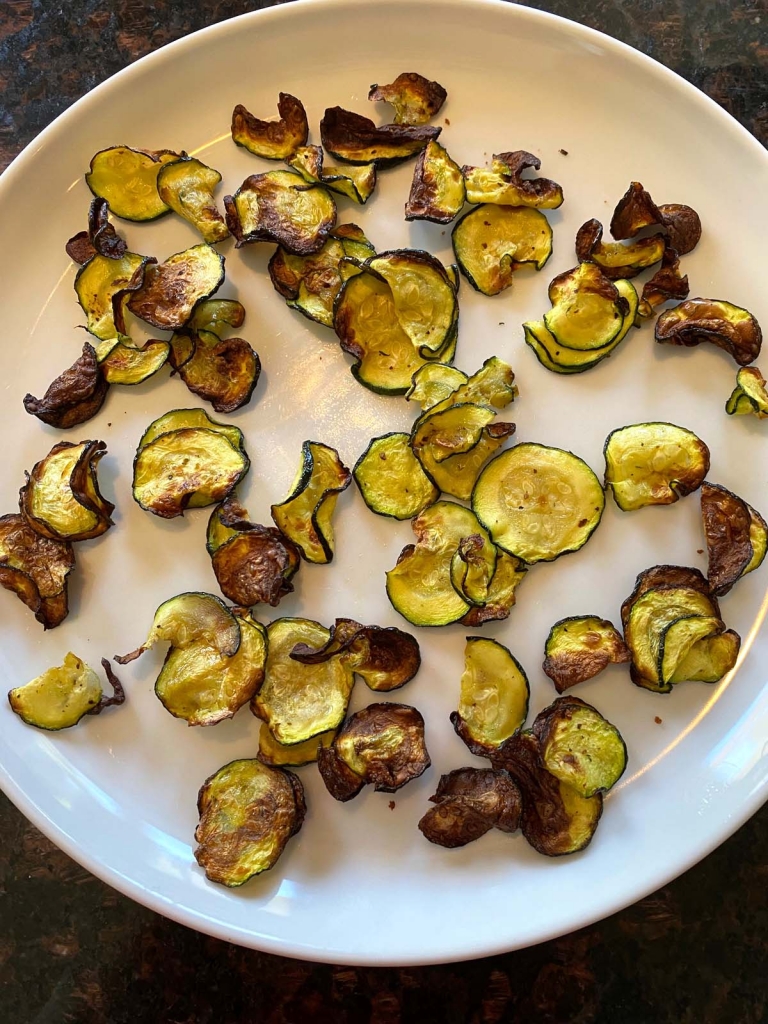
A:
1;1;767;1020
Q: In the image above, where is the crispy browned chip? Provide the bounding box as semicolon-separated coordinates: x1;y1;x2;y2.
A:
701;482;755;596
655;298;762;366
657;203;702;255
0;513;75;628
231;93;309;160
212;528;300;607
368;72;447;125
66;198;127;264
291;617;421;691
224;171;337;255
127;244;225;331
65;231;96;265
404;140;465;224
638;247;690;318
320;106;441;167
492;150;563;208
317;745;366;802
620;564;716;630
575;217;666;280
543;616;630;692
173;331;261;413
418;797;495;848
23;343;108;429
419;767;521;848
610;181;663;239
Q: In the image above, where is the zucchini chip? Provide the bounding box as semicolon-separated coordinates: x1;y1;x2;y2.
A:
407;363;468;412
543;616;629;693
116;592;241;664
701;482;768;595
532;696;627;797
416;421;516;503
195;759;305;886
23;342;108;428
207;496;300;608
726;366;768;418
656;203;702;256
318;703;430;801
368;72;447;125
85;146;179;222
289;145;377;205
610;182;701;255
127;243;225;331
320;106;441;167
452;204;553;296
75;251;155;341
156;156;229;244
133;418;249;519
658;614;725;687
171;328;260;413
0;514;74;629
290;617;421;692
451;637;529;757
412;403;498;463
137;407;245;452
667;628;740;684
270;441;351;564
544;263;628;351
472;443;605;564
258;723;335;767
66;197;127;264
187;298;246;335
353;432;438;520
463;151;563;210
655;298;762;366
97;338;170;386
575;219;665;280
418;768;521;849
620;564;715;631
252;618;356;745
8;653;124;731
429;355;518;413
21;440;113;543
604;422;710;512
637;247;689;319
386;501;494;627
405;140;465;224
225;170;337;255
493;731;603;856
231;93;309;160
460;549;527;627
268;224;375;328
449;533;498;607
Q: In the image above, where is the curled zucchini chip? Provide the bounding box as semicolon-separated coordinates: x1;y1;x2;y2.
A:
24;343;108;428
270;441;351;563
452;204;553;296
430;355;518;413
75;251;156;341
604;421;709;512
386;501;494;626
225;170;336;255
116;591;240;664
368;72;446;125
463;151;563;210
461;549;527;627
575;219;665;280
133;419;249;519
412;403;497;463
289;145;377;205
195;759;305;886
532;696;627;797
188;298;246;334
66;197;127;264
620;564;715;631
407;363;468;412
472;443;605;564
544;263;628;351
290;617;421;692
231;93;308;160
543;616;629;693
451;637;529;757
637;247;690;319
318;703;430;801
668;628;740;684
320;106;441;167
127;243;225;331
353;432;438;520
171;328;261;413
252;618;356;745
701;481;768;595
258;723;335;767
658;614;724;686
418;767;521;848
21;440;113;543
8;653;124;731
0;514;74;629
419;422;515;502
656;203;702;256
156;156;229;244
85;146;179;221
655;298;762;366
493;731;603;856
208;496;300;607
98;337;169;386
726;366;768;418
610;183;701;255
449;533;498;607
405;140;465;224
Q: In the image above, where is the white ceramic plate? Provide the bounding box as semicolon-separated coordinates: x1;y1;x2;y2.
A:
1;0;767;967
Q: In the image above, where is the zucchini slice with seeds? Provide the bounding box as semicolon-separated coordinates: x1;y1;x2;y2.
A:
368;72;447;125
452;204;553;295
195;759;305;886
8;653;124;731
252;617;356;745
353;432;438;520
225;170;337;255
137;407;245;453
544;263;627;351
451;637;529;757
405;140;465;223
0;513;75;629
543;616;629;692
701;481;767;595
97;338;170;385
604;422;709;512
231;93;308;160
407;363;468;412
270;441;351;563
655;298;762;366
575;219;665;280
461;549;527;627
726;366;768;418
472;443;604;564
23;343;108;428
288;145;377;205
257;723;336;767
116;591;241;664
156;156;229;244
669;629;740;684
463;151;563;209
21;440;113;543
127;243;225;331
418;768;522;849
85;146;179;221
320;106;441;167
75;251;155;341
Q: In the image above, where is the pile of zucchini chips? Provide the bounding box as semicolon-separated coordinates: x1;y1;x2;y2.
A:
4;71;765;884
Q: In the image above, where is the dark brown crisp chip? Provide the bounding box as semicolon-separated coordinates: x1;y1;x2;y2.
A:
0;513;75;629
65;231;96;266
231;93;309;160
638;247;689;318
655;298;762;366
174;332;261;413
224;171;337;256
432;767;521;833
610;181;663;239
66;198;127;264
127;244;225;331
620;564;716;629
317;744;366;802
701;482;755;596
574;217;666;280
418;798;494;848
23;343;108;429
320;106;441;167
212;525;300;607
657;203;702;256
492;150;563;208
368;72;447;125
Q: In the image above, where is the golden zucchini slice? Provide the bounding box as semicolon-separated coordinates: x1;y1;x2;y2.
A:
8;653;124;731
225;170;336;255
463;150;563;209
195;759;305;886
543;616;629;692
418;768;522;849
289;145;377;205
85;146;179;221
231;93;308;160
405;140;465;223
429;355;518;414
452;204;553;295
75;251;155;341
668;629;740;684
407;363;468;412
726;366;768;418
451;637;529;756
353;432;438;520
156;156;229;243
137;407;245;453
657;614;724;686
701;481;767;595
117;591;240;664
0;513;75;629
655;298;762;366
257;723;335;767
412;403;498;463
460;549;527;627
188;298;246;335
97;338;170;385
416;422;516;502
368;72;447;125
21;440;113;543
620;564;715;631
127;243;225;331
23;343;108;428
270;441;351;564
544;262;627;351
472;443;605;564
604;421;709;512
320;106;441;166
575;219;665;280
252;618;356;745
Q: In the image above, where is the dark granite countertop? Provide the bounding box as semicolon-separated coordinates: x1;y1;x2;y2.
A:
1;1;767;1021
